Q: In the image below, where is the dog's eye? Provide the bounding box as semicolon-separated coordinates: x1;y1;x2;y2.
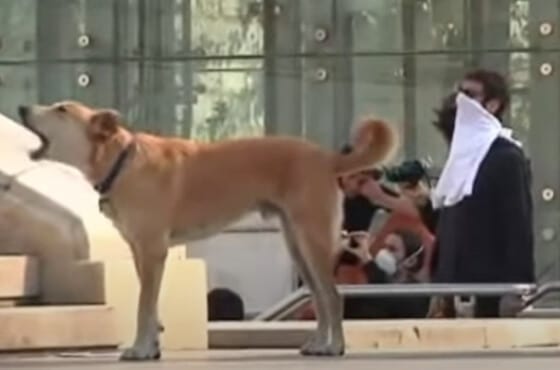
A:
56;105;67;113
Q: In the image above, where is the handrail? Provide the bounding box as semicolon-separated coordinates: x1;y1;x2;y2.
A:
519;308;560;318
254;283;540;321
521;281;560;307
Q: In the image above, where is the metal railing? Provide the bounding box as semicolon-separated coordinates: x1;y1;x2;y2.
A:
254;283;556;321
521;281;560;307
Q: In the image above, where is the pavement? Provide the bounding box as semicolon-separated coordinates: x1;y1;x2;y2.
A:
1;349;560;370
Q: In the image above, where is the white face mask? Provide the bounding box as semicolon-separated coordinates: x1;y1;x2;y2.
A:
374;249;397;276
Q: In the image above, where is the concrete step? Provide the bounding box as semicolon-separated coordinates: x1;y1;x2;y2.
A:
0;305;119;351
209;319;560;350
0;256;39;300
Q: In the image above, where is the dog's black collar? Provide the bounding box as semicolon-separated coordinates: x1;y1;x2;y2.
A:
94;140;135;196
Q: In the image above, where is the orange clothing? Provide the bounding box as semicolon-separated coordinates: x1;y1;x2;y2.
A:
370;211;435;274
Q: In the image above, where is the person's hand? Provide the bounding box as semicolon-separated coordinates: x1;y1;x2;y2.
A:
358;176;386;201
341;231;372;263
414;267;430;283
341;172;373;196
354;231;373;263
399;181;430;206
359;177;422;220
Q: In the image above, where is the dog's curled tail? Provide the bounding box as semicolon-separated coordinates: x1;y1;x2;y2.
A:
332;118;397;176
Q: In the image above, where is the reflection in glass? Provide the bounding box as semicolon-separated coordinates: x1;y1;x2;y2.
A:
191;69;264;141
508;1;530;150
190;0;264;140
0;0;36;60
191;0;263;57
0;0;548;147
341;0;535;163
0;0;37;118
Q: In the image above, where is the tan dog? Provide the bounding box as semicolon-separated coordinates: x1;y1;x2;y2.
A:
17;101;396;361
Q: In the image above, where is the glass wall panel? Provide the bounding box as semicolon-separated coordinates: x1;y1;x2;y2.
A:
1;0;560;305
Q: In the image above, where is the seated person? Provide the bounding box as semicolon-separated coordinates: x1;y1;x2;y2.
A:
371;229;429;284
295;230;430;320
295;231;388;320
355;172;436;279
367;229;431;318
369;211;435;281
207;288;245;321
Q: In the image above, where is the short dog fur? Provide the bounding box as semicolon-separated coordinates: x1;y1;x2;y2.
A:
18;101;396;361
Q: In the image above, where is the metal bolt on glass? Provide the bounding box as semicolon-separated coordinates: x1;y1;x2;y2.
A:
540;63;553;76
542;188;555;201
314;28;328;42
77;73;91;87
314;68;328;82
77;34;91;48
539;22;553;36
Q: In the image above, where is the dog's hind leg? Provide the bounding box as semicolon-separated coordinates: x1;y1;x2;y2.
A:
279;213;326;328
282;196;345;356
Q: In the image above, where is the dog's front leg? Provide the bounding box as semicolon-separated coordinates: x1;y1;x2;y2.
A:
120;239;168;361
130;242;165;334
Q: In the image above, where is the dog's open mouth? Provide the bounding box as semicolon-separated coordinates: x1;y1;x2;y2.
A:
18;108;50;160
29;130;50;160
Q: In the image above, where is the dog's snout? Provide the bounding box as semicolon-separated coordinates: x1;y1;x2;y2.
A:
18;105;29;120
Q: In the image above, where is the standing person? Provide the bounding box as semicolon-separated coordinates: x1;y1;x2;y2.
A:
431;69;534;318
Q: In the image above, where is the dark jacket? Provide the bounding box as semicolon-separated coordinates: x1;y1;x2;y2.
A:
434;138;535;283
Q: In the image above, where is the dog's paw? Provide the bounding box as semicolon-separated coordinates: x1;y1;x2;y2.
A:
119;344;161;362
299;334;345;357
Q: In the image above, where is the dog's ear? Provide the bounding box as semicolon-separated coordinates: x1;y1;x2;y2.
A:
89;109;121;141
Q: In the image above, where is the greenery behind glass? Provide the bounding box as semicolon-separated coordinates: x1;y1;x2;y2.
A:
0;0;531;146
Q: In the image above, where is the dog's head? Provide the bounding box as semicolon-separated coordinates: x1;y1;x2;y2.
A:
18;101;123;175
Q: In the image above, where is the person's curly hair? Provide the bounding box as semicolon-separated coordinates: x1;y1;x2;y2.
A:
432;92;457;143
